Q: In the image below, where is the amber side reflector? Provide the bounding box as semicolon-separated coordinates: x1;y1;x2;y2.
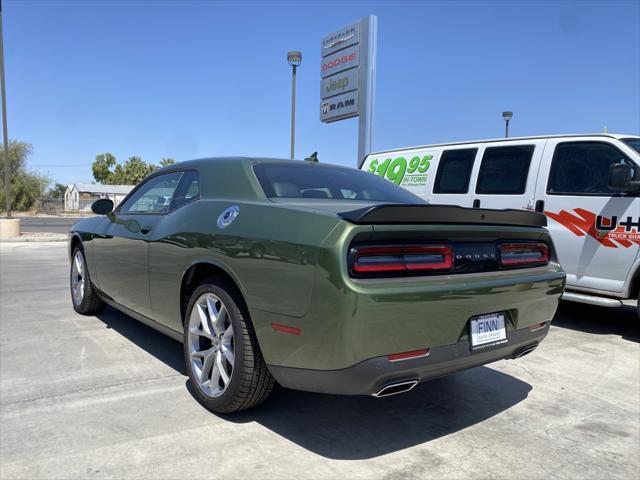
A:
387;348;430;362
271;323;301;336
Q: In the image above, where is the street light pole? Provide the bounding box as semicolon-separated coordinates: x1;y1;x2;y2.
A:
0;0;11;217
502;111;513;138
287;51;301;160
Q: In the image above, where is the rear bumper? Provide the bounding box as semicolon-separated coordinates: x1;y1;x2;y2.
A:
267;322;549;396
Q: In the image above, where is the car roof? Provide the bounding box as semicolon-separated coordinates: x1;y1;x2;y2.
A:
368;133;640;156
149;156;360;201
156;156;357;172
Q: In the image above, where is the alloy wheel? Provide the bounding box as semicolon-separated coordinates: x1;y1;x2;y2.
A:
71;251;85;306
187;293;235;398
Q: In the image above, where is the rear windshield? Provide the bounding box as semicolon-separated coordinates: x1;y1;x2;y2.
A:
622;138;640;154
254;162;422;203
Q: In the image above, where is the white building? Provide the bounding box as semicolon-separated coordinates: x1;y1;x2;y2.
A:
64;183;134;212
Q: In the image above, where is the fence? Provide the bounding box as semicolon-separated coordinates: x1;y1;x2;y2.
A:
37;198;95;215
38;198;64;215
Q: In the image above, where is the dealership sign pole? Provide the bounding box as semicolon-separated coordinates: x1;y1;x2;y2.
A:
320;15;377;168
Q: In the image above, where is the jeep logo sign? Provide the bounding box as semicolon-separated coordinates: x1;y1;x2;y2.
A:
320;91;359;123
320;69;358;100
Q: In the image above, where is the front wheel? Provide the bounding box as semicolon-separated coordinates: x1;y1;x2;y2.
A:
184;278;274;413
70;247;105;315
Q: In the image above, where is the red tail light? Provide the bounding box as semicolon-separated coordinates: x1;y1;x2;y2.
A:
499;242;549;268
350;245;452;275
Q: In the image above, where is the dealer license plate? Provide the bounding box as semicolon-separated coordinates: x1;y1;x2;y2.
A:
470;312;507;348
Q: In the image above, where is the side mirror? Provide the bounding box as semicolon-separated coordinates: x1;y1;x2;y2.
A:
608;163;640;193
91;198;114;215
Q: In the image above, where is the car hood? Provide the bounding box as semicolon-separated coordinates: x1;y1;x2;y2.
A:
70;215;105;233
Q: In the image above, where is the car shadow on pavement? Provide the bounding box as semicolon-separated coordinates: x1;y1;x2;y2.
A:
552;302;639;343
95;306;187;375
215;366;532;460
93;307;532;460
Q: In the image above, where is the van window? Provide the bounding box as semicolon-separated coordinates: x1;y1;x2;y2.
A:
433;148;477;194
476;145;534;195
622;138;640;154
547;142;637;196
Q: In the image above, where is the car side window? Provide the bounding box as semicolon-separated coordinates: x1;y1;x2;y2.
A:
118;172;183;214
171;170;200;210
547;142;637;196
476;145;534;195
433;148;477;194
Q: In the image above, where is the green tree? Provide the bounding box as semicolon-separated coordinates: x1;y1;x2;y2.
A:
0;140;49;212
159;157;176;167
44;182;67;199
91;153;157;185
92;153;117;184
119;156;157;184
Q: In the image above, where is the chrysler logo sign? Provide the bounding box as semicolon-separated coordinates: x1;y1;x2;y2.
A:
321;23;359;56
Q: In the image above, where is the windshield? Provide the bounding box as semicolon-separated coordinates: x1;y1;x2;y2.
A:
254;162;423;203
622;138;640;154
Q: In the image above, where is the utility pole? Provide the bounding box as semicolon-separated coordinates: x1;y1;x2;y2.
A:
287;51;301;160
0;0;11;217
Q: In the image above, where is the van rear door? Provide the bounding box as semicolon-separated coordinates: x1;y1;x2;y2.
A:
534;137;640;295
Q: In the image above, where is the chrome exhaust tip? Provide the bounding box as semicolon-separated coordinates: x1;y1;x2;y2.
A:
514;344;538;359
372;380;418;398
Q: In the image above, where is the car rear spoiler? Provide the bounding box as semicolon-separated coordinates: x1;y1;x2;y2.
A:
338;204;547;227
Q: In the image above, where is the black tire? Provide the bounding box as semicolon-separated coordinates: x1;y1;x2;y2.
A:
183;277;274;413
70;247;105;315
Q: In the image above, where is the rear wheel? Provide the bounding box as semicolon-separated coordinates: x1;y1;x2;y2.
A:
70;247;105;315
184;278;274;413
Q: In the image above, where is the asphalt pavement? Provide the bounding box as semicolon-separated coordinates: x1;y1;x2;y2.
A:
17;216;80;234
1;242;638;479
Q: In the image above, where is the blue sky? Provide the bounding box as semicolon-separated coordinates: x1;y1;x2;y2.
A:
4;0;639;185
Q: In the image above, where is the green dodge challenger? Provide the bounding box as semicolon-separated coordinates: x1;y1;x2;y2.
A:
69;157;565;413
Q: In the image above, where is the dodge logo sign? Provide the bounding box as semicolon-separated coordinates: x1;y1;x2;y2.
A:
320;45;359;79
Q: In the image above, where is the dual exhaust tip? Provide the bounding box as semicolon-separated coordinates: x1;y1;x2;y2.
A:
513;344;538;359
373;380;418;398
373;344;539;397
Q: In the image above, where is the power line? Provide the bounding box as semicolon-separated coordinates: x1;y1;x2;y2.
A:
30;163;93;167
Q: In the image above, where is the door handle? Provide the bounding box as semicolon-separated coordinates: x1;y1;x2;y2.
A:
535;200;545;213
140;226;152;234
473;199;480;208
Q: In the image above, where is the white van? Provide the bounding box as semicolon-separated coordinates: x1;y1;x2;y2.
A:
361;134;640;313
